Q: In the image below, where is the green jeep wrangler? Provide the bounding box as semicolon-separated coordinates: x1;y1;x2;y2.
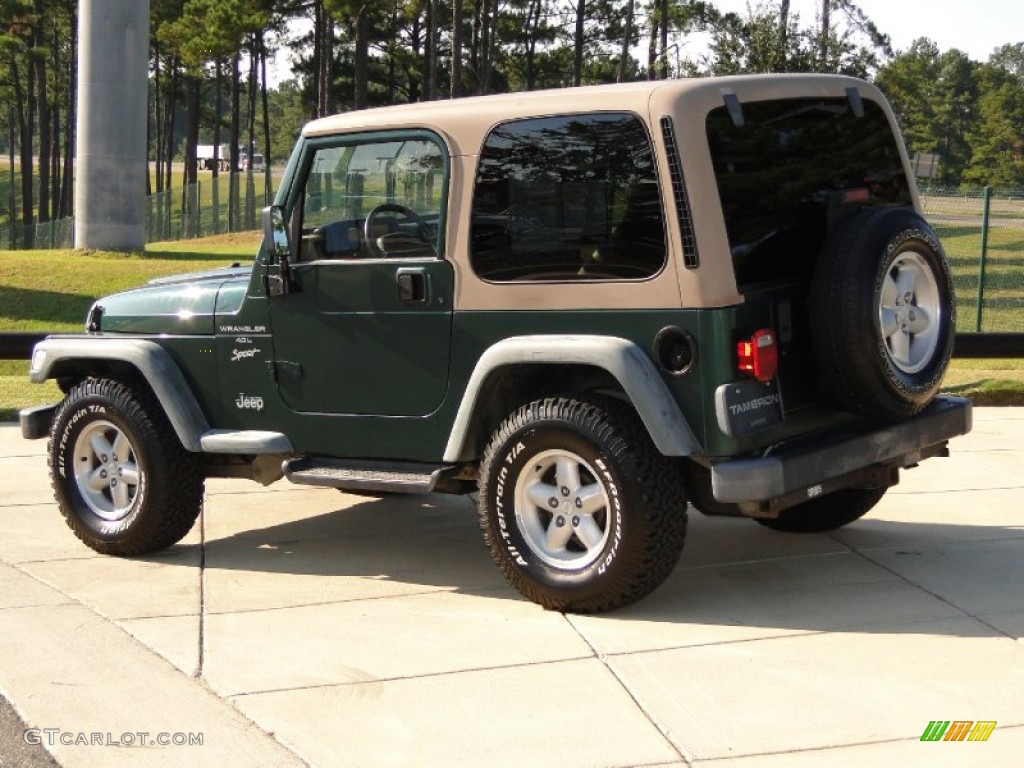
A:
22;74;971;613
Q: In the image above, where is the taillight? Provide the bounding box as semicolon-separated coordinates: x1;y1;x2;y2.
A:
737;329;778;382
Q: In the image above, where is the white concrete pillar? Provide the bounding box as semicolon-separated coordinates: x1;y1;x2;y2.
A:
74;0;150;251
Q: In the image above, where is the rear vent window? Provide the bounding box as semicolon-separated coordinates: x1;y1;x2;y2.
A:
660;117;699;269
707;97;911;288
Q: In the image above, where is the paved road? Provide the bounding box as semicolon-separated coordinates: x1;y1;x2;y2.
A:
0;695;59;768
1;410;1022;767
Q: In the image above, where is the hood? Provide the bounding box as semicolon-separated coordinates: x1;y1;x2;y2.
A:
92;265;253;335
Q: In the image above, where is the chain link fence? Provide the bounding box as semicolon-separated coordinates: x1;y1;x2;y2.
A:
1;172;271;250
920;187;1024;333
4;180;1023;333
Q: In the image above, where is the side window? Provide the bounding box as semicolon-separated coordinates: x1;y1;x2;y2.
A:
470;113;666;282
299;136;445;261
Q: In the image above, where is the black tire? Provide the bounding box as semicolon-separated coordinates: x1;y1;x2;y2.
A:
478;395;687;613
755;487;887;533
810;207;955;420
48;378;204;556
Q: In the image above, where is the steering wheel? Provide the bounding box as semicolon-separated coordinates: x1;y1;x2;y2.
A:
363;203;431;258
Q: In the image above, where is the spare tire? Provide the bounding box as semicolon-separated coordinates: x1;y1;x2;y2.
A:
810;207;955;420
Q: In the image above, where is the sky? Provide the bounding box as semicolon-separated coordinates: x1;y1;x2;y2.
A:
704;0;1023;63
266;1;1023;86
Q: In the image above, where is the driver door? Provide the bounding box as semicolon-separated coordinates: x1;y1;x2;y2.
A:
268;131;454;417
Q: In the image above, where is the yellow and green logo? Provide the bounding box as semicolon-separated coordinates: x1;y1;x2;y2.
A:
921;721;997;742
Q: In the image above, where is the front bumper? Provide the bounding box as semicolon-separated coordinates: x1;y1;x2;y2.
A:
20;403;58;440
711;395;972;515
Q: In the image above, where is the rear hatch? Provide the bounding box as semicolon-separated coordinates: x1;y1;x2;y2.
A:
706;93;913;415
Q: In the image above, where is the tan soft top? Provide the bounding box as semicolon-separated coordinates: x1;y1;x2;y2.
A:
300;74;911;312
302;74;884;157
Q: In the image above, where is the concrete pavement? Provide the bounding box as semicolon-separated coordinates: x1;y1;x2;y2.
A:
0;408;1022;767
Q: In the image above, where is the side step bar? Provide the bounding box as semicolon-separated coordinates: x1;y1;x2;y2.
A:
284;457;461;495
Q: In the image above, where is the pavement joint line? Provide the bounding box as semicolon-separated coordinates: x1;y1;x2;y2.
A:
594;607;1004;660
8;556;100;565
847;532;1024;554
202;587;459;616
204;487;333;498
227;653;599;699
956;447;1023;452
0;601;77;611
692;723;1024;762
887;485;1024;495
112;611;200;621
197;507;207;680
847;546;1024;644
602;629;833;657
678;549;853;572
563;612;694;767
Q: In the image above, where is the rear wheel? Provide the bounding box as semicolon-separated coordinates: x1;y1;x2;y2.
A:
755;487;887;533
478;395;687;613
49;378;204;555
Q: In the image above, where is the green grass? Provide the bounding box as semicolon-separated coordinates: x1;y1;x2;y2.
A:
1;232;261;419
0;233;261;332
943;358;1024;405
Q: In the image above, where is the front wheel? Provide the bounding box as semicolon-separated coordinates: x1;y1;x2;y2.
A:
478;396;687;613
49;378;204;555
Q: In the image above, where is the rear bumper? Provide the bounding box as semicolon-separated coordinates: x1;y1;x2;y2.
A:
711;395;972;513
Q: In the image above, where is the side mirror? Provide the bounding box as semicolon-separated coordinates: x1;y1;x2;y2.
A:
262;205;292;297
263;204;290;258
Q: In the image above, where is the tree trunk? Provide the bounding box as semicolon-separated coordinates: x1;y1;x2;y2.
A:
164;63;178;194
7;108;17;247
12;58;34;245
50;23;62;220
451;0;463;98
354;5;369;109
481;0;498;94
320;6;334;115
153;46;163;196
212;59;222;233
617;0;634;83
573;0;585;87
212;60;222;182
247;40;258;229
184;74;201;236
659;0;669;79
780;0;790;69
229;52;241;230
425;0;437;101
647;8;657;80
471;0;481;92
525;0;541;90
260;37;272;201
820;0;831;66
408;13;422;103
60;1;76;219
35;0;51;224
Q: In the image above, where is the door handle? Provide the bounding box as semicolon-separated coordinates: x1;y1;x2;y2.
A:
396;268;430;303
